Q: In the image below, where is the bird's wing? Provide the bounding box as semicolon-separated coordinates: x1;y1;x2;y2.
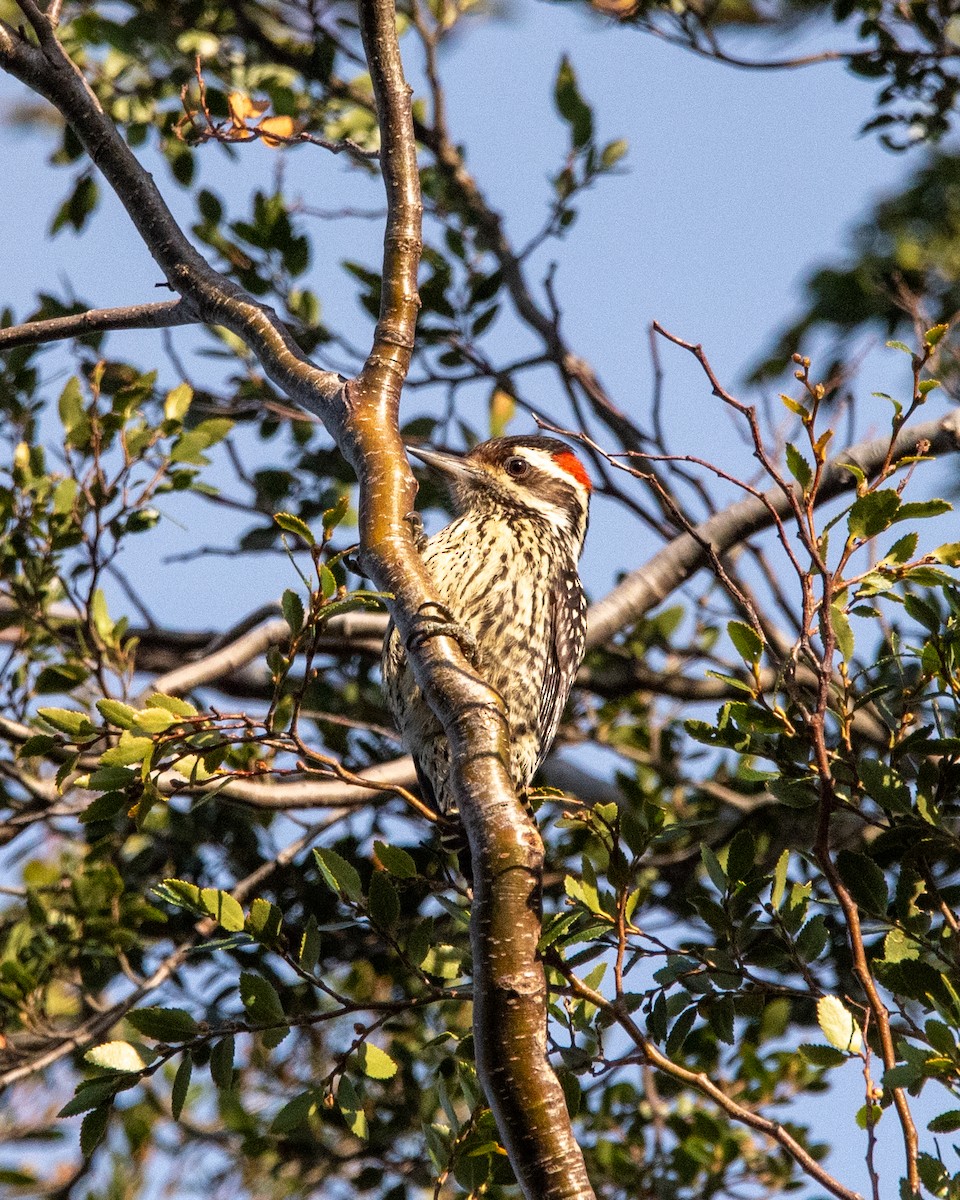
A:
535;567;587;775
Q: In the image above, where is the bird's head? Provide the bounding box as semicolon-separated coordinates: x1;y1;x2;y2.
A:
409;435;592;551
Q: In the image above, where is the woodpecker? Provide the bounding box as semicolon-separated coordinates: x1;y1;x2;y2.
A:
382;435;591;847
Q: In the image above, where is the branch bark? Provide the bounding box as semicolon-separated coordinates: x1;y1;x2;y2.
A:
0;6;595;1192
0;298;196;349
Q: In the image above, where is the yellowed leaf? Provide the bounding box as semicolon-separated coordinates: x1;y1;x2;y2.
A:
228;92;269;128
258;115;297;147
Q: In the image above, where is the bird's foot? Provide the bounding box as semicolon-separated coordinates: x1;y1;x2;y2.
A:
405;510;428;552
407;601;478;664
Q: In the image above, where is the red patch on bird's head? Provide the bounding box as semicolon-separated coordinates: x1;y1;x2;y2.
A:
553;450;592;492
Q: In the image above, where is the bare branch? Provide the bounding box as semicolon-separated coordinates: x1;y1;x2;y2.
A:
586;410;960;648
0;298;196;351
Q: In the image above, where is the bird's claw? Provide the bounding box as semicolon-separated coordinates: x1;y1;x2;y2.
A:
405;510;428;552
407;601;479;664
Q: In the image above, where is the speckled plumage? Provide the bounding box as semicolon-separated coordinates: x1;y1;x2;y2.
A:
382;436;591;837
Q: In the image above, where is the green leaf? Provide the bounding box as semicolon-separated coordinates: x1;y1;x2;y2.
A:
836;849;888;914
830;605;854;661
298;915;321;973
90;589;114;643
145;694;198;718
239;972;289;1048
816;995;863;1054
785;443;813;492
924;323;949;347
700;844;727;894
336;1075;368;1140
313;848;363;903
859;759;911;813
281;588;304;635
200;888;245;932
80;1106;110;1158
554;55;593;149
126;1007;199;1042
798;1043;847;1068
356;1043;398;1080
271;1089;320;1133
209;1035;235;1090
932;541;960;566
928;1110;960;1133
132;707;176;733
322;493;351;537
881;532;918;565
373;840;417;879
367;870;399;929
319;564;338;599
85;1041;147;1073
58;1077;126;1117
274;511;315;546
600;138;628;169
171;1052;192;1120
917;378;940;396
770;849;790;909
894;499;952;523
37;707;96;738
847;490;900;540
100;735;154;767
96;699;140;729
58;376;84;436
246;897;284;945
727;620;762;665
886;339;913;354
164;383;193;423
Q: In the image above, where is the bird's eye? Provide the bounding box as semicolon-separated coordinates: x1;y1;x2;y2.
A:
505;456;529;480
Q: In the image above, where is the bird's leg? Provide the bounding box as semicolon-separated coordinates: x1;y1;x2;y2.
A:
405;510;428;552
406;601;479;665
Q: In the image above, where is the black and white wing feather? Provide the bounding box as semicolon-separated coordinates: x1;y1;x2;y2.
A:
535;566;587;775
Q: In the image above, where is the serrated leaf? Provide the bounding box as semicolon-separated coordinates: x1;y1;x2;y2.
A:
145;694;198;717
882;532;918;565
728;620;763;665
96;699;140;729
271;1089;320;1133
298;915;321;973
817;995;863;1054
322;492;351;537
771;849;790;909
928;1110;960;1133
126;1007;199;1042
171;1052;192;1119
85;1041;147;1073
336;1075;368;1140
785;443;813;492
246;897;283;945
830;605;854;661
37;707;96;738
209;1035;235;1090
924;323;949;347
100;735;154;767
368;870;399;929
57;1077;125;1117
932;541;960;566
274;511;315;546
836;849;888;914
132;707;176;733
356;1043;398;1080
201;888;245;932
80;1106;110;1157
848;490;900;540
700;844;727;894
798;1042;847;1068
373;840;417;879
239;972;288;1048
313;848;362;903
886;339;913;354
895;499;952;523
281;588;304;635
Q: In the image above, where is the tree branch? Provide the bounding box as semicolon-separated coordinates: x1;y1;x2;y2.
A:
0;299;196;350
585;410;960;648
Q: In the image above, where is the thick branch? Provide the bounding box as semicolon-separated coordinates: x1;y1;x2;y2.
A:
0;16;344;422
586;410;960;648
0;299;196;350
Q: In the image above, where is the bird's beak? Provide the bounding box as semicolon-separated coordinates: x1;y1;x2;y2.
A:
407;445;478;484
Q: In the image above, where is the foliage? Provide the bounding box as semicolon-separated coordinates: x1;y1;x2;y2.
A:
2;3;960;1200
